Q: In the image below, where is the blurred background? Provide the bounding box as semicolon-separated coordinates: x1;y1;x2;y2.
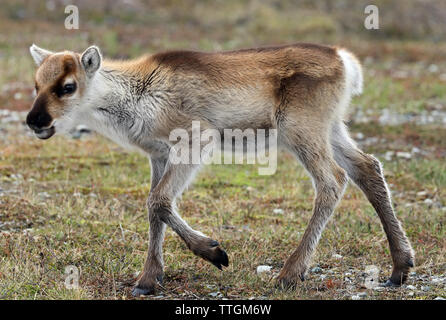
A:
0;0;445;300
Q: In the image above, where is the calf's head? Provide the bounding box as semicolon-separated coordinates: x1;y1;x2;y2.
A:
27;44;102;139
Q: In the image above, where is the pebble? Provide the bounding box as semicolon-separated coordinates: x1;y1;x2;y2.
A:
351;295;361;300
431;277;444;284
209;292;222;298
354;132;365;140
421;285;431;292
396;151;412;159
406;285;416;290
373;286;385;291
332;254;343;259
434;297;445;300
273;208;284;214
311;266;322;274
416;191;428;197
38;192;51;199
256;265;272;274
428;64;439;73
384;151;394;161
205;284;217;289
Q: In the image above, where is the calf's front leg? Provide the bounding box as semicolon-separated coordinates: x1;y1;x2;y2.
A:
133;161;228;296
132;156;168;297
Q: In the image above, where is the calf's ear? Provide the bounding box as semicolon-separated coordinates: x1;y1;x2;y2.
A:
81;46;102;77
30;44;54;66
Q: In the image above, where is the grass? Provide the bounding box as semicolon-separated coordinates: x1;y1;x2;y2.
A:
0;0;445;300
1;130;445;300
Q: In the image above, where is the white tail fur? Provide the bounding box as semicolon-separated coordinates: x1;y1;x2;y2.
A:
337;48;363;96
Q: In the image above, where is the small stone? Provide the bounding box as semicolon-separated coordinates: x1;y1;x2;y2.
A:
256;265;272;274
421;286;431;292
311;266;322;274
384;151;394;161
396;151;412;159
428;64;439;73
332;254;343;259
355;132;365;140
273;208;284;214
424;198;433;205
357;292;367;298
431;277;442;284
38;192;51;199
406;285;416;290
351;295;361;300
408;292;414;297
205;284;217;289
209;291;222;298
373;286;385;291
434;297;445;300
416;191;428;197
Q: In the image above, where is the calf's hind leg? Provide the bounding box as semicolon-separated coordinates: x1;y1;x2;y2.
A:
277;127;348;287
331;122;414;285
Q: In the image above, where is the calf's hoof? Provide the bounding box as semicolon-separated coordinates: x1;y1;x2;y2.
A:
193;239;229;270
209;245;229;270
132;274;163;297
132;285;155;297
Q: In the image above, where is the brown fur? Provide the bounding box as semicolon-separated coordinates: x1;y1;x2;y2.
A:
33;53;82;119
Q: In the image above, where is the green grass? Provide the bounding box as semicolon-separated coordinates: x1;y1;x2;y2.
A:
1;131;445;300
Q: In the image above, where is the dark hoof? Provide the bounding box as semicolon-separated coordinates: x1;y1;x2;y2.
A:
132;286;155;297
383;279;401;288
210;247;229;270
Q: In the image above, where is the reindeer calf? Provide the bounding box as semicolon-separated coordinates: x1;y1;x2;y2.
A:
27;43;414;296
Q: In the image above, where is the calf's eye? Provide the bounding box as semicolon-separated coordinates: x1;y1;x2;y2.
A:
63;83;76;94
